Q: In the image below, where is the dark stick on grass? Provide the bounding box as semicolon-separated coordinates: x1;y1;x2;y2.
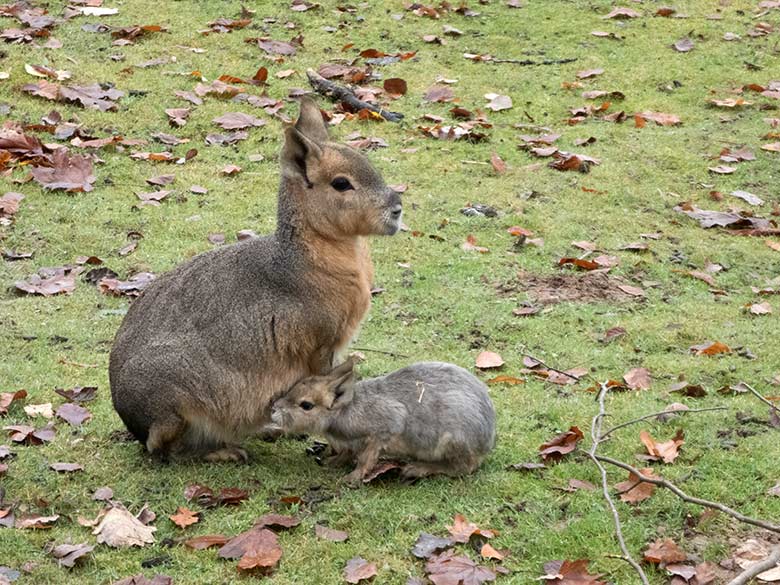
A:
306;69;404;123
594;455;780;534
742;382;780;416
587;383;651;585
727;545;780;585
350;346;410;358
491;57;578;66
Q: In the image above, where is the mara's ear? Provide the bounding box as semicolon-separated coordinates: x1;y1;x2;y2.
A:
329;373;355;410
295;96;329;144
280;125;322;185
327;358;356;380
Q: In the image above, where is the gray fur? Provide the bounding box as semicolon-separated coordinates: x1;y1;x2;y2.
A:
270;361;497;483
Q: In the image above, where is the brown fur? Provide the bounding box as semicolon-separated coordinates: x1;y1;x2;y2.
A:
108;97;402;461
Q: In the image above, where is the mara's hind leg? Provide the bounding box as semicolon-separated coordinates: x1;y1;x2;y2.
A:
203;446;249;463
146;414;187;462
402;453;484;480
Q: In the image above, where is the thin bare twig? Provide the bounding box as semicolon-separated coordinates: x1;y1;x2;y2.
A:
350;346;409;358
587;383;650;585
742;382;780;415
595;455;780;534
491;57;578;66
600;406;728;440
518;346;580;382
727;545;780;585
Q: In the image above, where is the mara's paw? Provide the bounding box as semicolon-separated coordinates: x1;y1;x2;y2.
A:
342;470;365;488
204;446;249;463
401;463;436;480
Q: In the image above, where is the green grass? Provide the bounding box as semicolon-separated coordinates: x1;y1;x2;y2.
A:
1;0;780;583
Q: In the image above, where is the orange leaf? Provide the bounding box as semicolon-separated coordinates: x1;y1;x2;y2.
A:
169;507;199;529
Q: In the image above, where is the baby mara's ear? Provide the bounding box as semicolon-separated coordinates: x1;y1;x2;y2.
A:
329;372;355;410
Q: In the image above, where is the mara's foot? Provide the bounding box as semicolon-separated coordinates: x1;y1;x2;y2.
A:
401;462;453;480
204;446;249;463
342;470;365;488
325;450;353;468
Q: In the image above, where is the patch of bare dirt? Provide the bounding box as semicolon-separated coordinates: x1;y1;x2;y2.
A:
498;271;643;305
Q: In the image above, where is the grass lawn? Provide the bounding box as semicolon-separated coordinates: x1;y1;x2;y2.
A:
1;0;780;583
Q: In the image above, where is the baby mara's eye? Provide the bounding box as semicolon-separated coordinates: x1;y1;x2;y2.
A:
299;401;314;411
330;177;354;192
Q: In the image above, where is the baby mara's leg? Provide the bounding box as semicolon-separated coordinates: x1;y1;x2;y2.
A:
343;439;381;487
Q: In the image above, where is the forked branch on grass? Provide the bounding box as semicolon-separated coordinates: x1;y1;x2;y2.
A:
588;383;650;585
741;382;780;416
727;545;780;585
306;69;404;123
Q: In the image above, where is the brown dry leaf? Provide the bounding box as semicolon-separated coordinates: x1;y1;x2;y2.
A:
635;111;681;126
165;108;190;127
31;150;95;192
484;93;512;111
5;423;55;445
15;266;79;297
255;513;301;531
361;460;402;483
765;240;780;252
23;402;53;419
0;390;27;415
673;38;694;52
111;574;173;585
50;462;84;473
463;234;489;253
690;341;731;356
644;538;687;564
710;98;752;108
315;524;349;542
99;273;155;298
615;468;657;503
475;351;504;369
383;78;407;96
169;507;199;529
539;426;584;462
486;375;524;385
0;192;24;221
762;142;780;153
480;543;507;561
426;550;496;585
218;526;278;560
602;7;641;19
56;403;92;426
221;164;242;175
344;557;378;584
559;257;600;271
576;68;604;79
15;513;60;529
184;534;229;550
539;559;606;584
708;165;736;174
424;85;454;103
490;152;507;174
447;513;497;543
748;302;772;315
51;543;94;567
624;367;651;390
237;546;283;575
640;429;684;463
212;112;266;130
412;533;455;559
93;506;156;547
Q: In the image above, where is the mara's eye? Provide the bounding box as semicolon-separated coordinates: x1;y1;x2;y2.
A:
330;177;354;192
299;401;314;411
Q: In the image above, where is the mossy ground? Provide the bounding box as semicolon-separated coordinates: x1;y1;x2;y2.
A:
1;1;779;583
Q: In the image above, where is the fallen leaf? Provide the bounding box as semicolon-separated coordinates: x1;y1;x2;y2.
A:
748;302;772;315
624;367;651;390
708;165;736;175
5;423;55;445
487;375;525;385
184;534;229;550
426;550;496;585
0;390;27;415
615;468;657;503
344;557;378;584
640;429;684;463
447;513;497;543
93;506;156;547
635;111;681;126
315;524;349;542
644;538;687;564
255;513;301;531
690;341;731;356
51;543;94;567
55;386;98;403
602;7;641;19
484;93;512;111
539;426;584;462
169;507;199;529
219;526;278;560
50;462;84;473
710;98;752;108
221;164;242;175
490;152;506;174
673;38;694;52
576;68;604;79
23;403;53;419
539;559;606;584
15;513;59;529
412;533;454;559
476;351;504;369
93;487;114;501
212;112;266;130
424;85;454;103
383;78;407;96
56;403;92;426
31;150;95;192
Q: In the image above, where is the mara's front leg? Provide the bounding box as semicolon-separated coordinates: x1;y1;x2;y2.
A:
343;439;381;487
